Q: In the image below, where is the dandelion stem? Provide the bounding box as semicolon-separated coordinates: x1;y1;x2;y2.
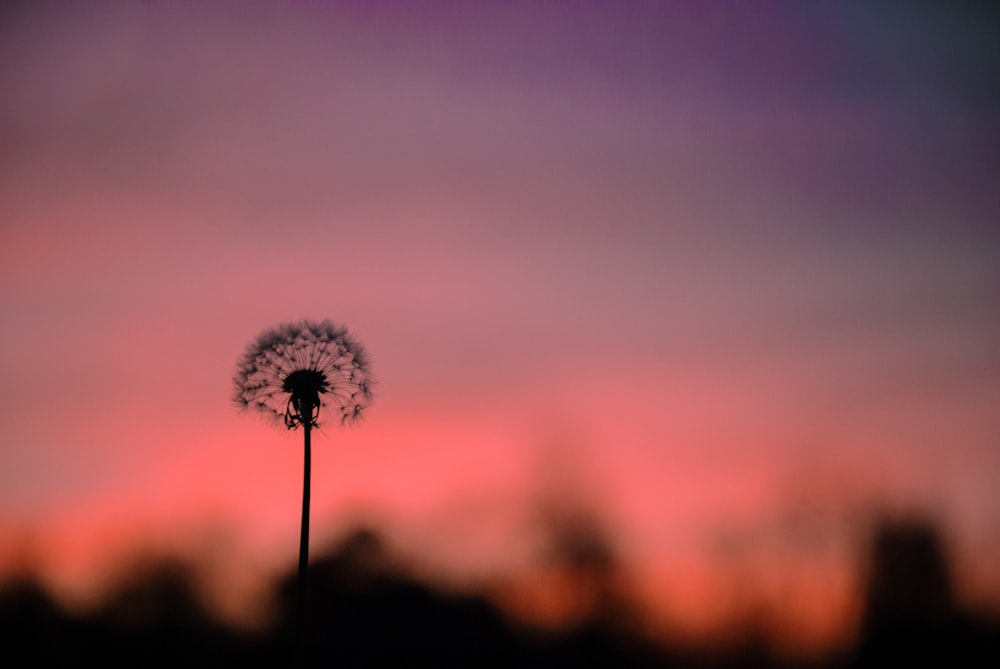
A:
297;418;312;657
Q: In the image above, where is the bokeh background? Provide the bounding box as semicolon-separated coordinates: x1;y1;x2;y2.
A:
2;0;998;659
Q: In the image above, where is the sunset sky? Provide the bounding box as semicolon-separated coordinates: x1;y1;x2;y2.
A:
1;1;998;651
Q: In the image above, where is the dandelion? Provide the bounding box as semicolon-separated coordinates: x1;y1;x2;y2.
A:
233;319;374;645
233;319;373;429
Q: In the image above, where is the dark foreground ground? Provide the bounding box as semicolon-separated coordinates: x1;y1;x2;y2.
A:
2;519;998;668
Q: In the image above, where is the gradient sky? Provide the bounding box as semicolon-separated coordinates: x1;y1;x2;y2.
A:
1;0;999;651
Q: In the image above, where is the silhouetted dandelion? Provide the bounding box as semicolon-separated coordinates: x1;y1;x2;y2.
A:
233;319;373;428
233;319;374;650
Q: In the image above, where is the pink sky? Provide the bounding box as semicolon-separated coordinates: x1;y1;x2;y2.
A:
2;1;999;651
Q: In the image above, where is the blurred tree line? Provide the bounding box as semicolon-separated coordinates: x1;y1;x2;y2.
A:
1;515;997;667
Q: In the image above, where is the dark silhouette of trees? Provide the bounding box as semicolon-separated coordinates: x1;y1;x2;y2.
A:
850;516;999;668
2;516;997;667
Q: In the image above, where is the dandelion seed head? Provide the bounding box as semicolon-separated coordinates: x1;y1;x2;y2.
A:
233;319;374;430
